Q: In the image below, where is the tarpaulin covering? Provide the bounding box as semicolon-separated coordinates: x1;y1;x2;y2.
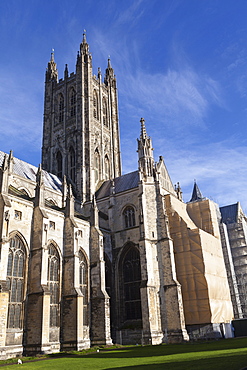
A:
165;195;234;325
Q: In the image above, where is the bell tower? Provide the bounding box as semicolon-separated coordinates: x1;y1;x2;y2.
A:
42;33;122;202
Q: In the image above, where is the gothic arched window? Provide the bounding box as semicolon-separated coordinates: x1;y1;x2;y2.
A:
123;206;136;228
122;246;142;321
68;146;76;183
56;151;63;179
93;90;99;120
47;244;60;327
79;250;88;325
58;94;64;123
102;98;108;127
70;88;76;117
104;155;110;180
94;149;100;183
6;235;26;328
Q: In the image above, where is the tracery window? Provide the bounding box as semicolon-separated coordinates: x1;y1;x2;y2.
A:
56;151;62;178
123;206;136;228
93;90;99;120
6;235;26;328
122;247;142;321
104;155;110;180
102;98;108;127
47;244;60;327
68;146;75;182
70;88;76;117
58;94;64;123
94;149;100;183
79;250;88;325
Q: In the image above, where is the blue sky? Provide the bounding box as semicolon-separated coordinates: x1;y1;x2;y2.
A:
0;0;247;210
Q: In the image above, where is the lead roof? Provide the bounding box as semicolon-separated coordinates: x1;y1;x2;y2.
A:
0;151;62;192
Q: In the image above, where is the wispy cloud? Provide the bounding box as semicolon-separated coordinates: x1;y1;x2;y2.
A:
114;0;146;26
0;71;42;163
165;141;247;210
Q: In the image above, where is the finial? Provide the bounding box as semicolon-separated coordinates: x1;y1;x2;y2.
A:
51;48;55;61
140;117;147;139
83;30;87;43
107;56;112;69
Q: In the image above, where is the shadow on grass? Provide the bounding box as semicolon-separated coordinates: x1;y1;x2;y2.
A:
82;338;247;359
105;352;247;370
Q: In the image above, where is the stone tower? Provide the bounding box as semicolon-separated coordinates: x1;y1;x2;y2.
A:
42;33;121;202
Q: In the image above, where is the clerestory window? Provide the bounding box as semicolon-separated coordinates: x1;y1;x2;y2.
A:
123;206;136;228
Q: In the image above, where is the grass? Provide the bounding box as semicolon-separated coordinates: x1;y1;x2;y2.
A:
1;338;247;369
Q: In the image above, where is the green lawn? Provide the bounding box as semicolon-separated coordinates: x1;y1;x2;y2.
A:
1;338;247;369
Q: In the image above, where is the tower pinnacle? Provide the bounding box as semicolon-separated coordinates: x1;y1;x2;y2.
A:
137;118;154;179
140;117;147;140
80;29;89;55
46;49;58;82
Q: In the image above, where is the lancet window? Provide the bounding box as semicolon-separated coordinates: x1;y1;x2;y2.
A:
58;94;64;123
6;235;26;328
94;149;100;183
79;250;88;325
47;244;60;327
93;90;99;120
56;151;62;178
102;98;108;127
104;155;110;180
70;88;76;117
68;146;75;182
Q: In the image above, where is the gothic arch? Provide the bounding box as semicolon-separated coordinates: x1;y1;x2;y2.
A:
8;230;29;254
17;187;31;198
117;243;142;326
45;198;58;207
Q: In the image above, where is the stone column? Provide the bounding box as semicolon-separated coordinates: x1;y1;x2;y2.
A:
61;186;88;350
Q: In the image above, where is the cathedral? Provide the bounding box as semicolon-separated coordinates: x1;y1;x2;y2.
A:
0;34;246;359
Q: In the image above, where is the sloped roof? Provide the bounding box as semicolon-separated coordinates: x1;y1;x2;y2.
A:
0;151;62;192
220;203;238;224
96;170;139;199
